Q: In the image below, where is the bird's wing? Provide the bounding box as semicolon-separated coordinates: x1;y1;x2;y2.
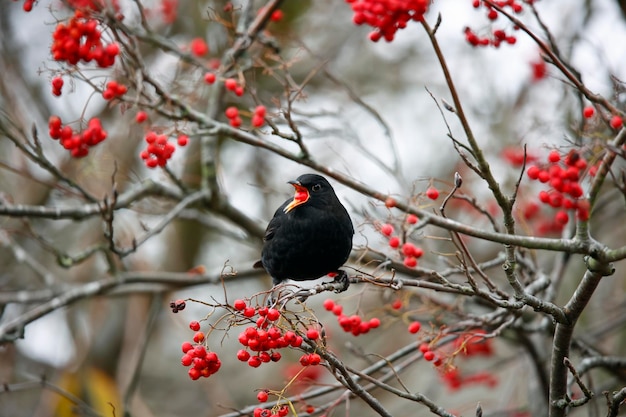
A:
263;199;290;242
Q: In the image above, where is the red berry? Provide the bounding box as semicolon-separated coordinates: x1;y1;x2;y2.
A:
135;111;148;123
243;307;256;317
408;321;421;334
388;236;400;248
306;328;320;340
181;341;193;353
332;304;343;316
189;320;200;331
204;72;216;84
52;76;64;90
419;343;430;353
181;354;193;366
251;115;265;128
308;353;321;365
380;223;394;236
385;197;396;208
548;150;560;163
230;117;242;128
233;299;246;310
323;299;335;311
225;106;239;119
270;9;284;22
369;317;381;328
610;115;623;130
299;354;311;366
423;351;435;361
224;78;237;91
583;106;595;119
555;210;569;225
234;86;244;96
177;134;189;146
406;214;418;224
426;187;439;200
248;356;262;368
266;308;280;321
188;368;201;380
193;331;205;343
403;256;417;268
257;391;269;403
391;299;403;310
254;105;267;118
190;38;209;57
237;349;250;361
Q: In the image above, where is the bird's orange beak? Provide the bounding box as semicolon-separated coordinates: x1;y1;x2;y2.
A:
283;181;309;213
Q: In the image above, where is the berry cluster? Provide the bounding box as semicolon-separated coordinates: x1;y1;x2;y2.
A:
380;223;425;268
464;27;517;47
48;115;107;158
465;1;524;48
526;150;590;228
51;10;120;68
225;106;243;128
139;132;188;168
234;300;312;368
252;404;289;417
180;339;222;380
102;80;127;100
419;342;442;365
346;0;429;42
322;299;381;336
51;77;64;97
225;105;267;128
224;78;245;96
453;329;493;357
66;0;120;12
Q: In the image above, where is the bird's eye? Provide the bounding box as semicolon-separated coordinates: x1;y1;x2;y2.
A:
311;184;322;192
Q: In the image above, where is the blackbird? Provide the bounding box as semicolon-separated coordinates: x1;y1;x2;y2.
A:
255;174;354;290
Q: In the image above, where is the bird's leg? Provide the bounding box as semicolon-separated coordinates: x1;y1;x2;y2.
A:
332;270;350;293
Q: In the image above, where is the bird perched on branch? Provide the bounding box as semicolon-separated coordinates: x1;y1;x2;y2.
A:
255;174;354;291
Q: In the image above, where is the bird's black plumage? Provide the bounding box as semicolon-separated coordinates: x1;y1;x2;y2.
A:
258;174;354;287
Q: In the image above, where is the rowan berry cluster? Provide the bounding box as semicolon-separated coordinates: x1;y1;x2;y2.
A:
51;10;120;68
225;105;267;128
139;132;188;168
252;404;289;417
224;78;245;97
440;330;496;390
233;300;321;369
48;115;107;158
465;0;524;48
346;0;429;42
526;150;591;228
102;80;127;100
322;299;381;336
180;339;222;380
380;222;425;268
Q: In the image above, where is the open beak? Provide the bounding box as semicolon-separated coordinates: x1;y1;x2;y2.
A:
283;180;310;213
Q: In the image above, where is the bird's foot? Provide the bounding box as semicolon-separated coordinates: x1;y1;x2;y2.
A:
332;270;350;293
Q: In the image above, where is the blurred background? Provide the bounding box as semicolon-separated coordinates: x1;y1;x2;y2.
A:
1;0;626;416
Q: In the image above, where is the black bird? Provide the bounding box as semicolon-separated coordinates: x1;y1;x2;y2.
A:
256;174;354;290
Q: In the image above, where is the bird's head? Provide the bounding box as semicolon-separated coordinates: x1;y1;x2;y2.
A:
283;174;335;213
